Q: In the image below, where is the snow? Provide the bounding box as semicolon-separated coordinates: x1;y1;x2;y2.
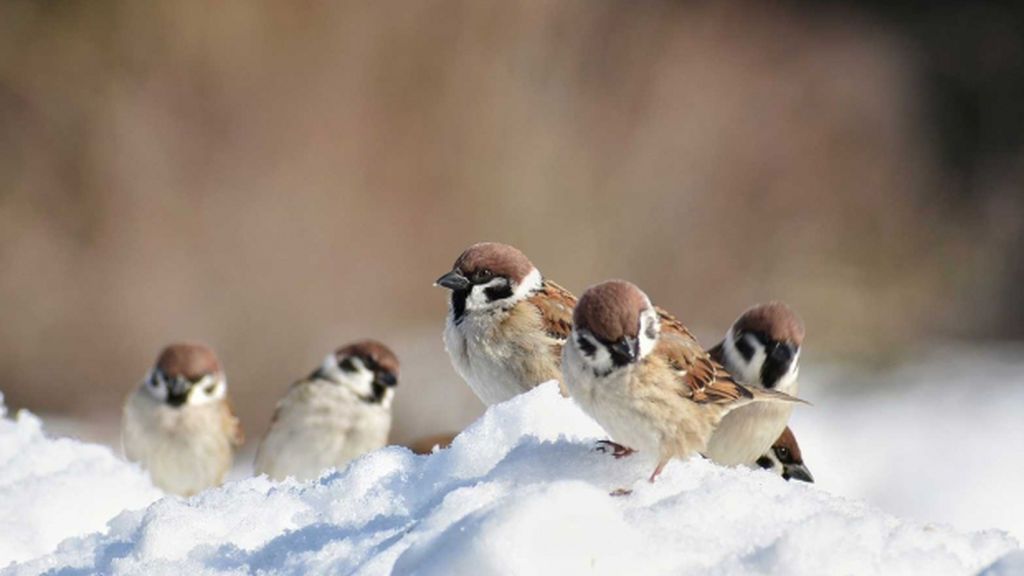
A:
792;347;1024;542
2;383;1019;576
0;393;161;567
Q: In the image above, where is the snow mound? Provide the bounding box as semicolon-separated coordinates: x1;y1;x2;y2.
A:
5;383;1017;576
0;393;161;567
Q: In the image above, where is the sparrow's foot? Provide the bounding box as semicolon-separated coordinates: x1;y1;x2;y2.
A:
609;488;633;497
595;440;635;459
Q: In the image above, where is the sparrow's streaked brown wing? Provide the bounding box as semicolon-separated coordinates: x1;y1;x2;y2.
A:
655;307;753;405
529;279;577;344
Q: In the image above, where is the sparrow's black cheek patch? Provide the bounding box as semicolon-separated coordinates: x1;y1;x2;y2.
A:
756;456;774;470
339;357;358;372
483;282;513;302
735;336;756;362
577;335;597;357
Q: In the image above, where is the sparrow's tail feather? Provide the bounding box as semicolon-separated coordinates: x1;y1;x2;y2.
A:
746;386;811;406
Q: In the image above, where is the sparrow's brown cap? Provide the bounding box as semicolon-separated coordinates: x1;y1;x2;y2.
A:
155;343;222;380
573;280;649;342
773;426;804;464
337;339;400;377
734;302;805;346
452;242;535;283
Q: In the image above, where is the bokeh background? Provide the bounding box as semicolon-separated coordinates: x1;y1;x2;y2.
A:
1;0;1022;513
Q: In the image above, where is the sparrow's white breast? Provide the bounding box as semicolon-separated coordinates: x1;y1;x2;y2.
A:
443;305;546;406
254;379;392;481
121;389;235;496
561;342;662;456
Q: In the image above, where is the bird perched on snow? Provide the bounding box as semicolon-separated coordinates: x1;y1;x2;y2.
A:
756;426;814;483
122;343;243;496
436;242;576;406
254;340;399;481
705;302;805;468
562;280;803;482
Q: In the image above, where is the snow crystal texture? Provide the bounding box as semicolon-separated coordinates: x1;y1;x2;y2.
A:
0;393;161;567
3;384;1018;575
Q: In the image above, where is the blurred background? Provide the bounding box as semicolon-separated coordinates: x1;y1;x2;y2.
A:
1;1;1022;531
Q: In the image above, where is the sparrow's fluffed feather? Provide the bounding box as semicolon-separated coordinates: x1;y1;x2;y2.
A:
562;280;803;482
121;343;243;496
437;242;575;406
254;340;399;481
705;302;805;467
755;426;814;483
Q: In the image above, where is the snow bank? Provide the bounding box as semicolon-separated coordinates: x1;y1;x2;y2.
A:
794;348;1024;542
5;384;1018;576
0;393;161;567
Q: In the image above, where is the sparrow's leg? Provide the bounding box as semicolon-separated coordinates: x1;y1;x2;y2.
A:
648;459;669;483
595;440;635;459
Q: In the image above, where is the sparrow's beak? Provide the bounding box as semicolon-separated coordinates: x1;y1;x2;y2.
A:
783;463;814;483
376;371;398;388
166;377;193;407
609;335;640;365
435;270;471;291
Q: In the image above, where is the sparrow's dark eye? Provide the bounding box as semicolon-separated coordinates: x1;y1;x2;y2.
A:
471;269;494;284
776;447;790;460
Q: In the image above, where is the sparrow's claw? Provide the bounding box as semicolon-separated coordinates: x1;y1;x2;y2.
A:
595;440;636;459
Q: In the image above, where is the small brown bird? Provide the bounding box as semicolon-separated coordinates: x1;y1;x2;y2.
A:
705;302;805;467
436;242;576;405
755;426;814;483
403;432;459;455
121;343;243;496
562;280;802;482
254;340;399;481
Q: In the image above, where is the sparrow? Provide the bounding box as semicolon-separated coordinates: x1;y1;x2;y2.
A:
121;343;243;496
705;302;805;467
562;280;803;482
436;242;576;406
403;432;458;455
254;340;399;481
755;426;814;483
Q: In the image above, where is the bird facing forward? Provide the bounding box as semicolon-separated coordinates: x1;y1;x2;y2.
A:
562;280;803;482
705;302;805;467
436;242;575;405
254;340;399;481
121;343;243;496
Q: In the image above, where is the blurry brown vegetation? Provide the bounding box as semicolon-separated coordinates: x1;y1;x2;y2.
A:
1;2;1022;445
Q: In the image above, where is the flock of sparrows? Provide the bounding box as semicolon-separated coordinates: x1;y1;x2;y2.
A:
121;242;813;496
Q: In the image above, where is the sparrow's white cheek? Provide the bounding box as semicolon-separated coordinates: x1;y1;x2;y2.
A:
336;365;376;398
186;376;226;405
464;278;508;310
723;331;766;386
143;375;168;402
574;332;615;376
637;307;660;359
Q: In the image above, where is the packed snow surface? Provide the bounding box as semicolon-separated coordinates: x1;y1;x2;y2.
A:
2;383;1019;575
0;393;161;567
